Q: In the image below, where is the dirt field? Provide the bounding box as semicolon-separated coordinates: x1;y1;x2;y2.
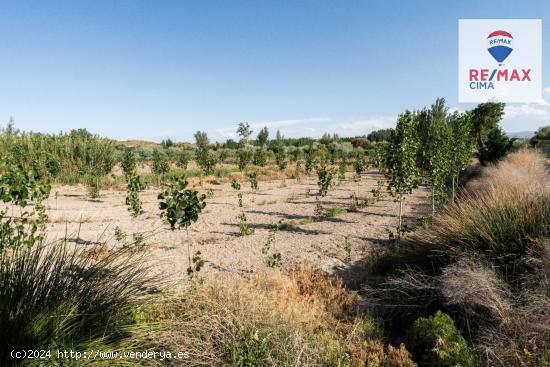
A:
44;171;430;285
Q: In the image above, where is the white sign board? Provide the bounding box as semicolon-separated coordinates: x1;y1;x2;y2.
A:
459;19;541;103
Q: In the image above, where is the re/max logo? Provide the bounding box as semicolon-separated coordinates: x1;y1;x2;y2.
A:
469;69;531;81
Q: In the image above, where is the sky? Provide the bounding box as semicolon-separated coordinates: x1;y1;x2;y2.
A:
1;0;549;142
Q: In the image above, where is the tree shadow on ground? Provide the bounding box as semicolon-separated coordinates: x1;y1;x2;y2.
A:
220;221;331;236
246;210;356;224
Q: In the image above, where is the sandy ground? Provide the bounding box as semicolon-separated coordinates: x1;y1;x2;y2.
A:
43;171;430;284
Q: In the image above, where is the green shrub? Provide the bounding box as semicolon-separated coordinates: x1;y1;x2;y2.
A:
0;160;50;250
409;311;476;367
479;126;511;164
0;126;116;184
0;243;154;365
230;329;269;366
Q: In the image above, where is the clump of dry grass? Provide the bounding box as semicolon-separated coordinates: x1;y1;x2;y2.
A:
440;259;514;324
364;340;417;367
151;264;414;366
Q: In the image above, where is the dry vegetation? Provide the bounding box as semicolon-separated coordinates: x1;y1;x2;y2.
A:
149;264;416;366
363;150;550;366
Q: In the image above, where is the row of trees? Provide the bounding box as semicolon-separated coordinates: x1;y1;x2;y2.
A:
383;99;509;237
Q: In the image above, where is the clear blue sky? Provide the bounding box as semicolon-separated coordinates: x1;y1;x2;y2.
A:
1;0;549;142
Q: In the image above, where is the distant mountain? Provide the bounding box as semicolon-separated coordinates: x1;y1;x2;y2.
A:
507;131;536;139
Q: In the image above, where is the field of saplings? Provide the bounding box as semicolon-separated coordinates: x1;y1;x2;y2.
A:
1;99;549;366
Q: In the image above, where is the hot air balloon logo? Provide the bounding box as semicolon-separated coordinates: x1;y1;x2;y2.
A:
487;30;513;64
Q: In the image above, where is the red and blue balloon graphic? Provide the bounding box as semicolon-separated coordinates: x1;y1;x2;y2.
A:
487;30;513;64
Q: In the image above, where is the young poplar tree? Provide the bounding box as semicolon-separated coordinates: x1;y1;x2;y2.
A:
421;98;452;214
448;111;474;200
158;178;206;280
385;110;420;237
254;127;269;166
194;131;216;175
304;143;316;174
274;130;286;170
237;122;253;171
121;148;137;179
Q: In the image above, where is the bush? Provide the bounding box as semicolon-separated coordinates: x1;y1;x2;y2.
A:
479;126;511;164
230;329;269;366
0;160;50;250
0;243;155;365
409;311;476;367
0;126;116;183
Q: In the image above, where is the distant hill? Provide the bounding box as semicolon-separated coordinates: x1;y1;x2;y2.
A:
507;131;536;139
116;139;158;148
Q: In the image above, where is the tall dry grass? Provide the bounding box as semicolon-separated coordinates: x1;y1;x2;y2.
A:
402;149;549;278
151;264;415;367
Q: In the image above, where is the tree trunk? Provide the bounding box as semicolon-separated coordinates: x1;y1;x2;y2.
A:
477;130;483;152
398;193;403;239
431;185;435;215
451;176;458;201
186;228;191;271
452;176;456;201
